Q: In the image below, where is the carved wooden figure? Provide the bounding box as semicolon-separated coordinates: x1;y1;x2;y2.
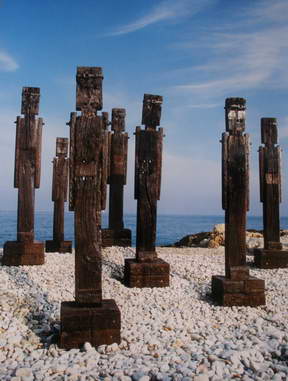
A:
59;67;120;349
46;138;72;253
102;108;131;247
2;87;45;266
124;94;169;288
254;118;288;268
211;98;265;306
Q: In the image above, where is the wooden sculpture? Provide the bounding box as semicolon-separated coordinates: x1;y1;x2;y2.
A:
59;67;120;349
102;108;131;247
46;138;72;253
211;98;265;306
254;118;288;268
2;87;44;266
124;94;169;288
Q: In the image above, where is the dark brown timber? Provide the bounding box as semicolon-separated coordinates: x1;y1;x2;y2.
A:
124;94;169;288
46;138;72;253
102;108;131;247
254;118;288;268
59;67;120;349
2;87;44;266
211;98;265;306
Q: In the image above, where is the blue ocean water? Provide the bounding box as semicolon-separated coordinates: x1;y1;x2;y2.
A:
0;211;288;248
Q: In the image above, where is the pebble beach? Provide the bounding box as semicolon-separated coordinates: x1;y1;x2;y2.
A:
0;244;288;381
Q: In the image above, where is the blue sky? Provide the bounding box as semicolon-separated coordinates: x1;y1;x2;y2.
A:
0;0;288;216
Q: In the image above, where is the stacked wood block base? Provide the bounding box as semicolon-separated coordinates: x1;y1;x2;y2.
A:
45;240;72;253
59;300;121;349
2;241;45;266
211;275;265;306
124;258;169;288
254;248;288;269
102;229;131;247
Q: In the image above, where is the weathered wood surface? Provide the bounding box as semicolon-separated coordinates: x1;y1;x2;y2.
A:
59;300;120;349
124;94;169;288
2;87;44;266
60;66;120;349
222;98;249;279
102;108;131;247
46;138;71;253
254;118;288;268
72;114;107;304
212;97;265;306
135;95;164;262
260;118;282;249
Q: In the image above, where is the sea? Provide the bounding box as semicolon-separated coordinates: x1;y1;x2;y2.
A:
1;211;288;248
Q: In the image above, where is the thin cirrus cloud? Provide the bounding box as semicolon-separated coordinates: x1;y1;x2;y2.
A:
172;0;288;97
106;0;215;36
0;51;19;72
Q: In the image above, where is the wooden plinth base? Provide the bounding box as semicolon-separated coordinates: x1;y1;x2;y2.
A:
59;299;121;349
211;275;265;306
45;240;72;253
102;228;131;247
254;248;288;269
2;241;45;266
124;258;170;288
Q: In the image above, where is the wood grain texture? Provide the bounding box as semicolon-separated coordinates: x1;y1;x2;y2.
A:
2;87;44;266
135;94;164;262
212;97;265;306
222;99;249;279
259;118;282;251
71;115;107;304
46;138;71;252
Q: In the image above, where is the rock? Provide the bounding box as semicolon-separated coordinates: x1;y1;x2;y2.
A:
213;224;225;234
83;342;93;352
194;375;209;381
15;368;32;377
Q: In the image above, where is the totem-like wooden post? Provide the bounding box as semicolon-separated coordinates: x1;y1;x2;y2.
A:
2;87;45;266
211;98;265;306
59;67;120;349
102;108;131;247
46;138;72;253
124;94;169;288
254;118;288;268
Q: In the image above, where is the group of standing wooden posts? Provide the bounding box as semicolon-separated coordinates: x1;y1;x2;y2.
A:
1;67;288;350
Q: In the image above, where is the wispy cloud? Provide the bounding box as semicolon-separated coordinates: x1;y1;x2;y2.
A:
107;0;215;36
171;0;288;97
0;51;19;72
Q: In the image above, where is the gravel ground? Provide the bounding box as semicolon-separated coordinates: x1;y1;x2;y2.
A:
0;245;288;381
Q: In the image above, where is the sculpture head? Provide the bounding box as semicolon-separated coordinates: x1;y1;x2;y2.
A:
56;137;69;157
112;108;126;132
101;112;110;130
142;94;163;128
76;67;103;112
21;87;40;115
261;118;278;146
225;97;246;134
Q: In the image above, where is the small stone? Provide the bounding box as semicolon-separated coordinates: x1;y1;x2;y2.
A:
194;375;209;381
15;368;32;378
83;342;93;351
